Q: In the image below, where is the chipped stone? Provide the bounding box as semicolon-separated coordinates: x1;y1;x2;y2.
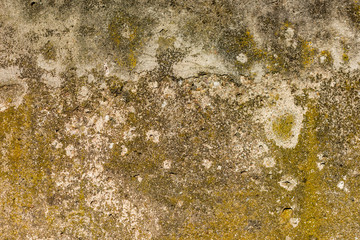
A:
279;176;298;191
146;130;161;143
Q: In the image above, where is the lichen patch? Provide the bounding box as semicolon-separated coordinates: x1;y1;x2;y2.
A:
258;83;306;148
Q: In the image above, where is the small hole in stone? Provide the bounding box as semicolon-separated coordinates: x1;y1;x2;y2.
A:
282;207;292;212
30;1;36;6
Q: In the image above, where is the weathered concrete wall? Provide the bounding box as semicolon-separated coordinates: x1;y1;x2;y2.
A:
1;0;360;239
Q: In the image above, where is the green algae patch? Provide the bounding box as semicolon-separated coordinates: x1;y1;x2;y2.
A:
272;114;295;141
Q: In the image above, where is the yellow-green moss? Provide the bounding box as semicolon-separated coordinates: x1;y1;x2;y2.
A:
267;100;339;239
265;22;323;72
319;50;334;66
299;103;322;238
341;40;350;64
272;114;295;141
0;97;37;237
300;40;316;67
266;53;286;73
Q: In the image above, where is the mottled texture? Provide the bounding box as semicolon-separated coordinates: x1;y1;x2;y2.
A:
1;0;360;239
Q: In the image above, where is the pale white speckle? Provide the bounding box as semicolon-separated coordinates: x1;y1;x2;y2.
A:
78;86;89;101
285;27;295;39
263;157;276;168
95;117;106;132
109;143;114;149
52;140;63;149
128;106;136;113
337;181;345;190
213;81;220;87
123;127;137;141
289;218;300;228
146;130;161;143
177;200;184;207
104;63;110;76
87;74;95;83
217;165;222;170
320;55;327;64
200;95;212;108
163;160;171;169
284;27;295;47
121;24;131;39
65;144;75;158
161;101;167;108
162;87;176;99
148;81;158;89
99;82;107;90
121;145;128;156
202;159;212;169
251;63;265;82
317;162;325;170
137;176;143;183
236;53;248;64
252;140;269;158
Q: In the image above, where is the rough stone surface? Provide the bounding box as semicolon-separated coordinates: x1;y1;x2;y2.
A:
1;0;360;239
